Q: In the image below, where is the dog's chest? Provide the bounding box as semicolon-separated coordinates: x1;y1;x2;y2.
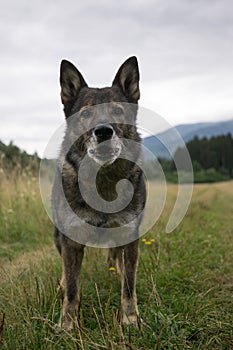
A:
73;182;137;228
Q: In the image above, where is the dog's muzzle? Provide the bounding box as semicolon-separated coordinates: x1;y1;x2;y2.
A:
87;123;122;166
94;124;114;143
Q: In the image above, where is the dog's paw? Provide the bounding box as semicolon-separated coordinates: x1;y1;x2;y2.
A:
122;313;138;326
54;315;77;333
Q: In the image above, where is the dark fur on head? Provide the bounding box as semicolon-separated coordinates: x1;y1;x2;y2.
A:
60;56;140;117
60;56;141;172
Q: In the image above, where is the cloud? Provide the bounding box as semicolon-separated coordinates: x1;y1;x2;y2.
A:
140;73;233;132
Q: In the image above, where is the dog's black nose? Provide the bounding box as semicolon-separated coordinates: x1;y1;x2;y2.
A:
94;124;114;142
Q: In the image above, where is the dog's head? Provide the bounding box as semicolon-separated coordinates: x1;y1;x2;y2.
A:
60;57;140;166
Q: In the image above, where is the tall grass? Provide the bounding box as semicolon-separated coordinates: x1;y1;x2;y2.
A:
0;168;52;260
0;172;232;349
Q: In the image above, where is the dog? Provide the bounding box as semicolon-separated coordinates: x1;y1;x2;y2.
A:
52;56;146;330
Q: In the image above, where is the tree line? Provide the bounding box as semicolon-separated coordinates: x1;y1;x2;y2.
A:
145;133;233;183
175;133;233;177
0;140;40;176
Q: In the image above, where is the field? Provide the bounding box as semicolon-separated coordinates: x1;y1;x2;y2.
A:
0;171;232;349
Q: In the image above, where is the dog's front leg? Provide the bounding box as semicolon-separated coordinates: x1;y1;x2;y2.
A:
60;237;84;331
118;239;139;325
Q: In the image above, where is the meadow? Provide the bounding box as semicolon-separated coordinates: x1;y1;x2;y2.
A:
0;169;232;349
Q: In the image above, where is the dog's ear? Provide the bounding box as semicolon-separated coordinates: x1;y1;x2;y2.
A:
112;56;140;102
60;60;88;105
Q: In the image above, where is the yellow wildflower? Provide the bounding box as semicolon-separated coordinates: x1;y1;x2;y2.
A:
109;267;116;271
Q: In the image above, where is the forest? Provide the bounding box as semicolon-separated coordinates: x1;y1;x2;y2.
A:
150;133;233;183
176;133;233;176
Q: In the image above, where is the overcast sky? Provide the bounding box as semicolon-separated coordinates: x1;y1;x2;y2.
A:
1;0;233;156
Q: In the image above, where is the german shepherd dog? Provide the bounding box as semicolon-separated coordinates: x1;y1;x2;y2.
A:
52;56;146;330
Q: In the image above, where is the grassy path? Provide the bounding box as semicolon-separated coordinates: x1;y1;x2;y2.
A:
0;182;233;349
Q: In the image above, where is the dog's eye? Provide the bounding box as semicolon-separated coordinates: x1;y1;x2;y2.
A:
80;109;91;118
112;107;123;115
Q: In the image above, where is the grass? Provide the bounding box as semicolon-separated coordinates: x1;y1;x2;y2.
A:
0;170;232;349
0;171;52;261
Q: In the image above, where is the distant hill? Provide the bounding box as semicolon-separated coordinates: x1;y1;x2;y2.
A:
143;119;233;159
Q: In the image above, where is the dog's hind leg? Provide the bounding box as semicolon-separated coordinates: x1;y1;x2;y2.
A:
54;227;66;297
59;235;84;331
107;248;117;270
54;226;62;255
117;239;139;325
